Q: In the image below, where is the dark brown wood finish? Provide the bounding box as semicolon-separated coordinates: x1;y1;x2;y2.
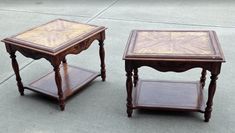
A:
53;64;65;110
134;80;205;112
2;19;106;110
123;30;225;122
133;68;138;87
125;60;133;117
62;57;67;64
9;51;24;95
205;73;219;122
99;39;106;81
200;69;207;89
25;65;99;98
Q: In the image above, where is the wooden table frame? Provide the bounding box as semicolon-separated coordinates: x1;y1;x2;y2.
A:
2;19;106;111
123;30;225;122
125;60;221;122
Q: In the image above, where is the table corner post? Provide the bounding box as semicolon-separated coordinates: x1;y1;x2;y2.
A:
200;68;207;89
125;60;133;117
204;63;221;122
52;60;65;111
133;68;139;87
7;45;24;96
98;32;106;81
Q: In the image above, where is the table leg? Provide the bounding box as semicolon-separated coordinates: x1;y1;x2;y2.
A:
125;64;133;117
204;73;218;122
10;52;24;95
133;68;138;87
53;65;65;111
99;40;106;81
62;57;67;64
200;69;207;89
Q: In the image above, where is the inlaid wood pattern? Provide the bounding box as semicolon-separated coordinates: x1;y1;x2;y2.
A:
133;31;214;55
15;19;96;48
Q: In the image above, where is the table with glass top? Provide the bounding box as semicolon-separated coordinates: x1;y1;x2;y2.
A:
2;19;106;110
123;30;225;122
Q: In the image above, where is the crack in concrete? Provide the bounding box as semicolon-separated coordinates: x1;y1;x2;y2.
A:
86;0;120;23
97;17;235;29
0;60;34;85
0;9;89;18
1;3;234;28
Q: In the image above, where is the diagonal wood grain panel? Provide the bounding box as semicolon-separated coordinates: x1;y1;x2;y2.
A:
15;19;96;48
133;31;214;55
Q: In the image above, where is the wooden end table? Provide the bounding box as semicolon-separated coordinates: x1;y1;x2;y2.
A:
123;30;225;122
2;19;106;111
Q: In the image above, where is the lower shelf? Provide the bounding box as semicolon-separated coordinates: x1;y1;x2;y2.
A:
133;80;206;112
25;64;100;99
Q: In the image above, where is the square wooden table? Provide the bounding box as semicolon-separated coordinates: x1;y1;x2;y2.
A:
123;30;225;122
2;19;106;111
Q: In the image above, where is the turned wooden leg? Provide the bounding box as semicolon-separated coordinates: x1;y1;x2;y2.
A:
53;65;65;111
133;68;138;87
125;63;133;117
99;40;106;81
62;57;67;64
10;52;24;95
204;73;218;122
62;57;67;63
200;69;207;89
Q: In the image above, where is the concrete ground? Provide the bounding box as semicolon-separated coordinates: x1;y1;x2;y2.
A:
0;0;235;132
